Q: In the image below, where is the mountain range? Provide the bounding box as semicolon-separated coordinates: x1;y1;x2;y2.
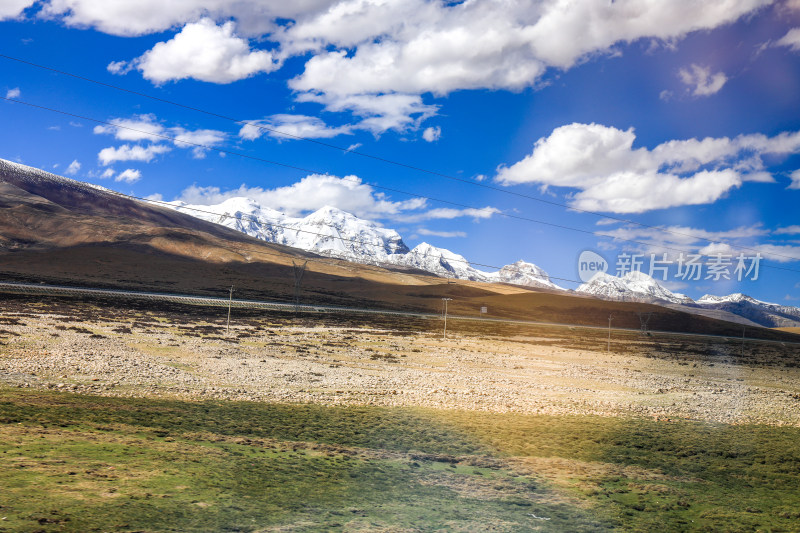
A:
1;157;796;330
165;194;800;328
166;198;563;290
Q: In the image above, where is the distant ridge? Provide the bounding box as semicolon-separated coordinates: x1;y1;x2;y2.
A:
167;197;563;290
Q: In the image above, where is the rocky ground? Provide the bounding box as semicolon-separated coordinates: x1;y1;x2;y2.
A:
1;297;799;426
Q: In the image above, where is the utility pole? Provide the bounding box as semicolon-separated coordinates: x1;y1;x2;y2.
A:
607;314;613;353
741;326;746;356
226;285;234;336
636;311;653;335
292;260;307;313
442;298;453;340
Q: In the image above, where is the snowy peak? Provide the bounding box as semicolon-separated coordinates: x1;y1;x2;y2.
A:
697;293;757;305
577;270;691;304
163;196;561;290
492;260;563;290
696;292;800;328
169;198;409;264
400;242;486;280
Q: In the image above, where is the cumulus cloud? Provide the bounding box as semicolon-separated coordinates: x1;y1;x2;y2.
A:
776;27;800;52
93;114;164;141
94;113;225;158
0;0;34;19
678;64;727;96
601;223;800;263
495;122;800;213
171;127;227;158
39;0;330;37
296;92;438;134
98;144;171;165
789;169;800;189
395;206;500;223
775;225;800;235
100;168;115;179
115;168;142;183
417;228;467;238
239;114;352;141
422;126;441;142
5;87;20;99
116;18;279;84
65;159;81;175
40;0;773;132
175;174;427;219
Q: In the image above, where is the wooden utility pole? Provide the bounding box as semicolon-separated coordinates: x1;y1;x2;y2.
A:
442;298;452;339
226;285;234;336
741;327;746;356
292;260;308;313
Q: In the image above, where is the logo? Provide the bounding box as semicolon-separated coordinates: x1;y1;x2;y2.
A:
578;250;608;282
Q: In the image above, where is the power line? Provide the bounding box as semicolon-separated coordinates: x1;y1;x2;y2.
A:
3;93;800;275
2;52;798;263
4;172;799;298
0;187;584;286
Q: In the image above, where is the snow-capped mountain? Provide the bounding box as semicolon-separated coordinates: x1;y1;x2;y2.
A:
398;242;486;280
491;260;563;290
576;271;693;304
165;197;562;289
168;199;409;264
696;293;800;328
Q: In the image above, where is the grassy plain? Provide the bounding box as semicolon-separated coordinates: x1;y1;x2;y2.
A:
1;296;799;532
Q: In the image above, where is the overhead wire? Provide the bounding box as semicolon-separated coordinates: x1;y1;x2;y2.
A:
0;96;800;283
2;52;797;264
2;94;799;279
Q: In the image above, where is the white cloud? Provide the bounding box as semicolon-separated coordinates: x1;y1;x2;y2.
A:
775;225;800;235
39;0;331;37
296;92;438;134
288;0;766;97
495;122;800;213
417;228;467;238
422;126;441;142
173;173;500;224
39;0;772;133
678;64;727;96
100;168;115;179
601;223;800;263
115;168;142;183
5;87;20;99
65;159;81;175
788;169;800;189
345;143;362;152
171;127;226;158
106;60;131;75
175;174;428;219
395;206;500;223
94;114;225;157
776;27;800;52
98;144;171;165
239;114;351;141
93;114;164;142
0;0;34;19
119;18;279;84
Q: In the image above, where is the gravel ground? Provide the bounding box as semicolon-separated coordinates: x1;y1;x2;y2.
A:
1;308;799;426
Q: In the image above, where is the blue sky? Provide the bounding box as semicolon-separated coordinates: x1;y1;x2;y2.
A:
1;0;800;302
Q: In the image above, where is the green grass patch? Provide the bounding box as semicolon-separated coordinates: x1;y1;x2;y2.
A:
435;411;800;532
0;389;602;532
2;389;800;532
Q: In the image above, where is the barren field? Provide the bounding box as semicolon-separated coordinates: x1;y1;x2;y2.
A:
2;295;799;426
2;295;800;532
